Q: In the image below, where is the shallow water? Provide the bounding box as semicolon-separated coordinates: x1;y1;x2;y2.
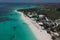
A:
0;3;38;40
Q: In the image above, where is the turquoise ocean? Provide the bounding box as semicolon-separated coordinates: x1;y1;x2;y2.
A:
0;3;38;40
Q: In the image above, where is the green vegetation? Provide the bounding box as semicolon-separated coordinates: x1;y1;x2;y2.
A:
17;8;38;12
17;7;60;20
39;10;60;20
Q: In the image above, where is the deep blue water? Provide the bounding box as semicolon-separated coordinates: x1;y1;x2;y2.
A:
0;3;38;40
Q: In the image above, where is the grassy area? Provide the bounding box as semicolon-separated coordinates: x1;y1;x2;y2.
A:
39;10;60;20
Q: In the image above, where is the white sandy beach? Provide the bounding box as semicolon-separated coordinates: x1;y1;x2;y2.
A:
15;10;52;40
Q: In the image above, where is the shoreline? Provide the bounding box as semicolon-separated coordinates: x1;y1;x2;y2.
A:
15;10;52;40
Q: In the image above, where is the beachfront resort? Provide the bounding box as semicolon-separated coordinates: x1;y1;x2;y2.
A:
16;7;60;40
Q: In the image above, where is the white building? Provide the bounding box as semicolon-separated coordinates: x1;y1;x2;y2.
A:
27;12;33;18
38;15;45;18
54;32;59;37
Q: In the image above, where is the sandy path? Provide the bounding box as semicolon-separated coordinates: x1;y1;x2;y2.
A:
15;10;52;40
